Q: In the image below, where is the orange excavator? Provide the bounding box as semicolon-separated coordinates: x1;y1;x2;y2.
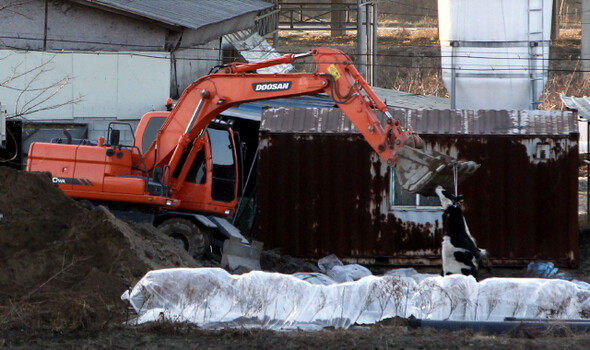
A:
27;48;477;269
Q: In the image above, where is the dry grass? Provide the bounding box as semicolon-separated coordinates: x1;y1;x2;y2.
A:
558;28;582;46
378;66;447;97
377;27;439;46
379;16;438;29
539;70;590;110
540;29;589;110
374;28;445;97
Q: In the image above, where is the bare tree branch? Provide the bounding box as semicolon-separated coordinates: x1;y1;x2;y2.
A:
14;60;46;113
0;1;86;120
17;66;60;110
0;56;58;88
10;96;83;120
1;53;84;119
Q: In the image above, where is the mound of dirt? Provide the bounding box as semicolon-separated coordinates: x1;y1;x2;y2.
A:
260;249;319;274
0;167;201;330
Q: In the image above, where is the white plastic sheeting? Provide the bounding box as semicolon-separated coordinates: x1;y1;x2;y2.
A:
316;254;372;283
121;268;590;330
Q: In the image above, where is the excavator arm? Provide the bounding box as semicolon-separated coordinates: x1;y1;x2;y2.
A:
143;47;477;196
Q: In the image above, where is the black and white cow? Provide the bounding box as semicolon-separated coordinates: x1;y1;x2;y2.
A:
435;185;488;281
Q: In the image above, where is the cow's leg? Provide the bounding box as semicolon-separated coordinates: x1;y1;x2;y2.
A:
453;250;474;266
453;250;479;280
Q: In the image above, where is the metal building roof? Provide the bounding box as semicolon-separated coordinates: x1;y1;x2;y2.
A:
560;94;590;121
371;87;450;110
224;30;294;74
79;0;274;30
222;95;336;121
223;89;450;121
260;108;578;136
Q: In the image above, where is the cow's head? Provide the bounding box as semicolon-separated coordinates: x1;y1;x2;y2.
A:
435;185;464;209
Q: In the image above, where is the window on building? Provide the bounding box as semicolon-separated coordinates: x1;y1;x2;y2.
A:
390;167;441;209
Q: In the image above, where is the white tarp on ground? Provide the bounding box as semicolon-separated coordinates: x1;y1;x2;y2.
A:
121;267;590;330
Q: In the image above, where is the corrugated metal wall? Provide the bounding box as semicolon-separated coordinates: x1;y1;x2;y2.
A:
257;108;579;267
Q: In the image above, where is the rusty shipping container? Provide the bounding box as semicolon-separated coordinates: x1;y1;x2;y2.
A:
257;108;579;267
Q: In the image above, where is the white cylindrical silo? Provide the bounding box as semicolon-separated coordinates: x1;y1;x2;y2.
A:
438;0;552;110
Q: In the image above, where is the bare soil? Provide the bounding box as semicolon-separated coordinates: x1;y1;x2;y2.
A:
4;322;590;350
0;167;203;331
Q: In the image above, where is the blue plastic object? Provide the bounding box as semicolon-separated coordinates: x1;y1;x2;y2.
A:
526;262;572;281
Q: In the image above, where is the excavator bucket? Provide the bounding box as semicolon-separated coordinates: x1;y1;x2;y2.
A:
207;216;263;271
221;237;263;271
394;145;480;196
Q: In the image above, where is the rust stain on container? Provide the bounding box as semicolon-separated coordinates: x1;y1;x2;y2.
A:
256;108;579;267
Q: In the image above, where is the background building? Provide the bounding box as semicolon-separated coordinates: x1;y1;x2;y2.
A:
0;0;275;144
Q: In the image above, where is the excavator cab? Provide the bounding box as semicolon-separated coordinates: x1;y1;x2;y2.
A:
135;113;239;214
135;113;261;270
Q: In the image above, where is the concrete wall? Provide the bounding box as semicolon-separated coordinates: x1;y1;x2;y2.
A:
79;117;139;145
172;39;221;98
0;50;170;125
0;0;168;51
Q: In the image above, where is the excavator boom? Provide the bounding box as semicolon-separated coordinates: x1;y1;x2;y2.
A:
145;47;476;196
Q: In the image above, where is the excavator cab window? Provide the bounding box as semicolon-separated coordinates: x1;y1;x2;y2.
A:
208;127;237;203
185;148;206;185
141;117;166;153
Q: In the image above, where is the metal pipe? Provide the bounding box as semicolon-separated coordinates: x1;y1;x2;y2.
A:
372;1;378;86
451;42;458;109
43;0;49;51
365;1;371;84
185;97;205;135
583;0;590;75
357;0;366;79
293;52;312;59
